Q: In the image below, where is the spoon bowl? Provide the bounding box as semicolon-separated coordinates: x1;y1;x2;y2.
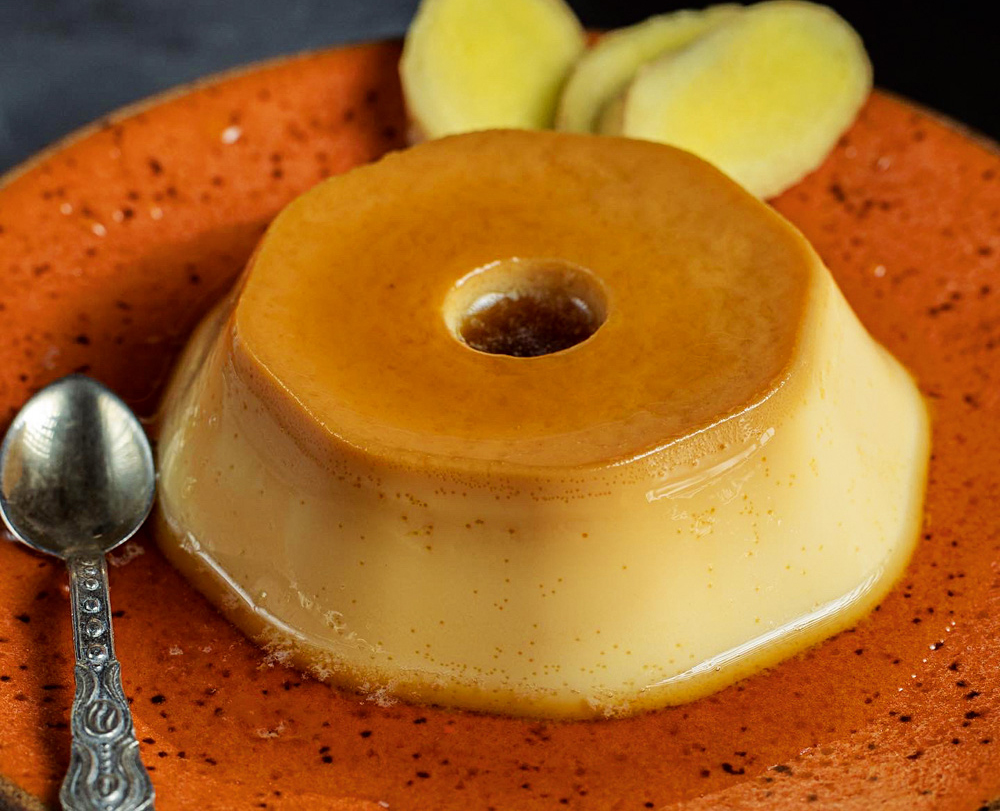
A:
0;374;155;557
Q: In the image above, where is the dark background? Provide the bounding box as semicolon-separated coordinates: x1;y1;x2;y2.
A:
0;0;997;173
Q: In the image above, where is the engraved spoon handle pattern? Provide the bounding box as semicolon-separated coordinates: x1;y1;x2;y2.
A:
61;554;155;811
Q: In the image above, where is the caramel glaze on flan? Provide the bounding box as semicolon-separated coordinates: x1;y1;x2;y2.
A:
156;131;929;718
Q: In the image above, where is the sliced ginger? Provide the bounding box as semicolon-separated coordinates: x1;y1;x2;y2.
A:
556;5;740;134
607;1;872;198
399;0;870;197
400;0;585;139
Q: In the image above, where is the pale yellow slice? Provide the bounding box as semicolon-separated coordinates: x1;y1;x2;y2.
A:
612;0;872;198
556;5;741;133
400;0;585;139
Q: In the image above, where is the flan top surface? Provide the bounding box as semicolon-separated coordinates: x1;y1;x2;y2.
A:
235;130;813;468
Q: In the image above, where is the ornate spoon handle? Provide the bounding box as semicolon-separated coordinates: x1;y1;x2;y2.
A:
61;554;155;811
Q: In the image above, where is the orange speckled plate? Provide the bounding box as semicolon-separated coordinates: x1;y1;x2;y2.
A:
1;42;999;811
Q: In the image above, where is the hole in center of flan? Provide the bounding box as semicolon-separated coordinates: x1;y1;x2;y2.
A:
443;258;608;358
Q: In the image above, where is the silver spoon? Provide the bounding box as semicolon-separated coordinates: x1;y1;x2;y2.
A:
0;374;156;811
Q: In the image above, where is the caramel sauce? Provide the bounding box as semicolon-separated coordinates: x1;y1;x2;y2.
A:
459;291;602;357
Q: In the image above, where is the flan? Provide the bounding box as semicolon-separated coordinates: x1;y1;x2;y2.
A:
156;130;929;718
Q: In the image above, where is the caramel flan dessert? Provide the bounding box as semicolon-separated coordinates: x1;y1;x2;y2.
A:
156;130;929;718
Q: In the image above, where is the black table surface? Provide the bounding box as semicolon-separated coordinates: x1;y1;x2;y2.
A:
1;0;997;174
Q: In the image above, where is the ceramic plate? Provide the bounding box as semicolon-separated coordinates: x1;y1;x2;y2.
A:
1;41;999;811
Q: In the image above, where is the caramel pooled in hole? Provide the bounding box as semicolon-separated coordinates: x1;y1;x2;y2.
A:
446;257;607;357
